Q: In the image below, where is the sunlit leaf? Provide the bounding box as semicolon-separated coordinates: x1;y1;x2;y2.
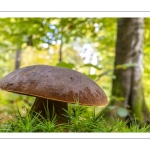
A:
84;63;102;70
56;62;75;69
86;74;97;80
117;107;128;117
116;63;135;70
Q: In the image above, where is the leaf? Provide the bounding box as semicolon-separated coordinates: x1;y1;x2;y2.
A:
117;107;128;117
84;63;102;70
107;74;116;79
112;96;124;101
56;62;75;69
116;63;135;70
86;74;97;80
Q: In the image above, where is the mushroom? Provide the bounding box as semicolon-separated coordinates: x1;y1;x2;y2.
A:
0;65;108;123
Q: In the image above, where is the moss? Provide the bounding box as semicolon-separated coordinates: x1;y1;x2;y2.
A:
130;77;145;123
112;75;125;101
131;97;143;122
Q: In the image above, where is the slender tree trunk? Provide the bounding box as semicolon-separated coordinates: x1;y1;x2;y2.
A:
105;18;149;124
15;49;22;70
59;40;63;62
14;35;32;70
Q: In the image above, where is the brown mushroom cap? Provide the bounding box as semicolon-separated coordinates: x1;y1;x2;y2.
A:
0;65;108;106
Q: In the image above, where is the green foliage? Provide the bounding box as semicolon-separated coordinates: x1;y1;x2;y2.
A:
56;62;75;69
116;63;135;70
86;74;98;80
84;63;102;70
0;104;150;132
6;108;40;132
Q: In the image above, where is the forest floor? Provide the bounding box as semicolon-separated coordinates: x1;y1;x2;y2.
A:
0;106;150;132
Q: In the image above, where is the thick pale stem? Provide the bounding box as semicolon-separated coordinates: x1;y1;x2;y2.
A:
30;97;68;124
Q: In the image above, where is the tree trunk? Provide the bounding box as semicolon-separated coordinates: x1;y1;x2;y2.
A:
106;18;149;124
15;49;22;70
59;40;63;63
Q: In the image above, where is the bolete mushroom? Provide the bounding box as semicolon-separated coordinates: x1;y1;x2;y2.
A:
0;65;108;123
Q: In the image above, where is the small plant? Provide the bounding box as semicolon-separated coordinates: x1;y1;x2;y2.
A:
35;103;64;132
63;101;87;132
0;103;150;132
7;108;40;132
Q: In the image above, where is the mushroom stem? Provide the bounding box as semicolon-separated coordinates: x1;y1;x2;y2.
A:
30;97;68;124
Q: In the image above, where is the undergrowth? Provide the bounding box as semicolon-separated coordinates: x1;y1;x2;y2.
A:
0;103;150;132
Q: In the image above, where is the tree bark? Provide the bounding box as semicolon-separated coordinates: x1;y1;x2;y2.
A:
106;18;149;124
59;39;63;63
15;49;22;70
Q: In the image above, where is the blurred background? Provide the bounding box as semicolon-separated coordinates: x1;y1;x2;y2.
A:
0;18;150;124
